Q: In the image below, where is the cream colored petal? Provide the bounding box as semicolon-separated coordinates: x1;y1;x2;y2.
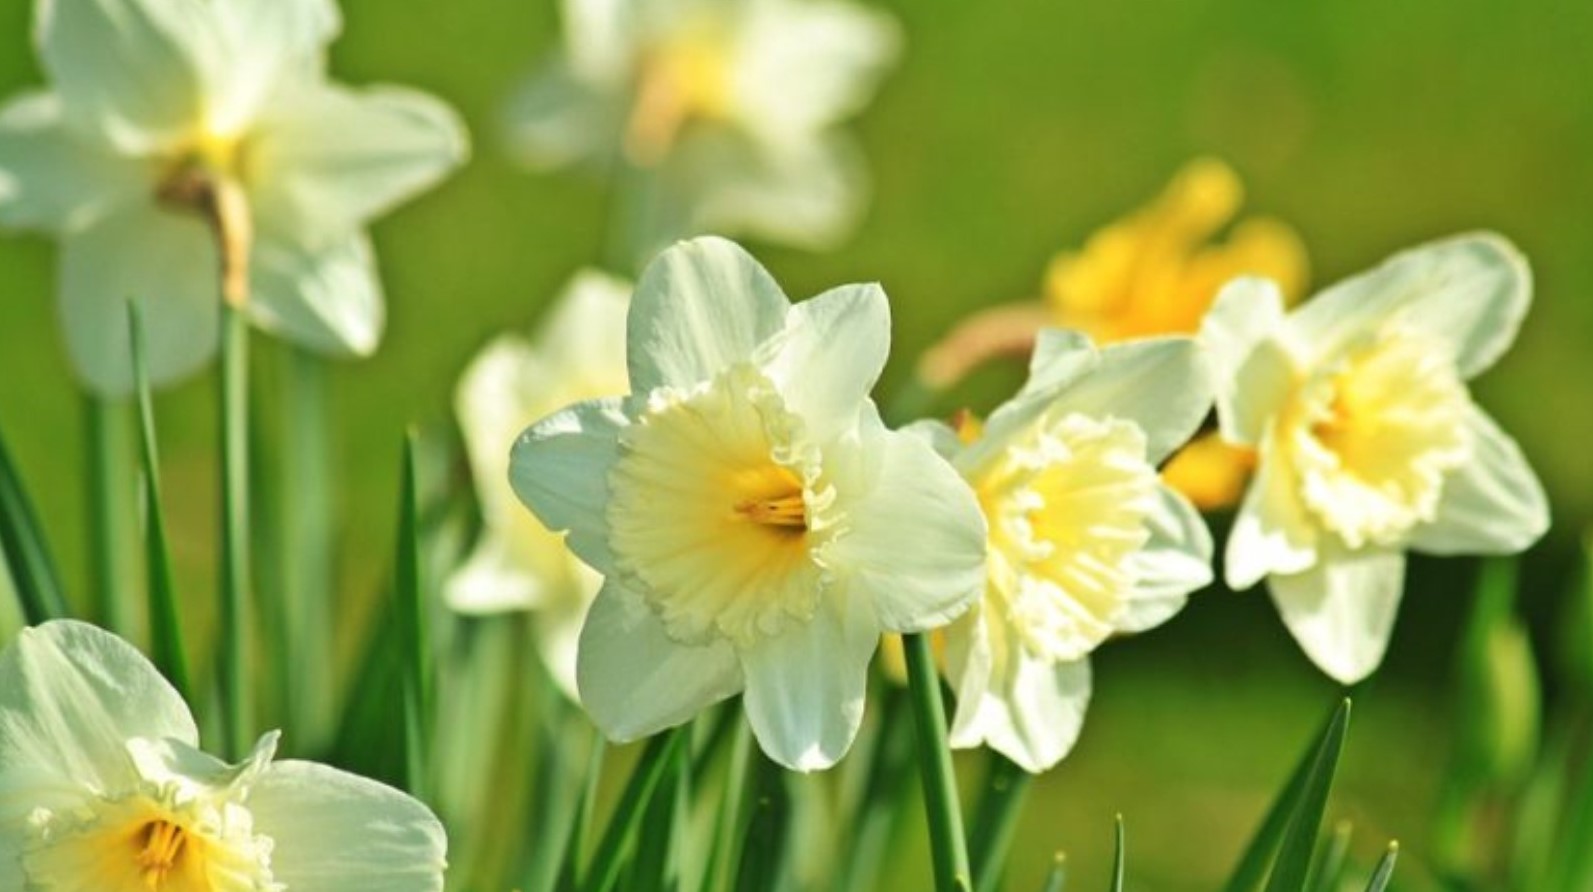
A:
0;620;197;796
248;760;447;892
1201;276;1294;447
1287;233;1530;379
627;236;791;391
531;269;632;386
248;231;384;356
0;91;146;233
1224;449;1319;590
1048;336;1215;465
576;579;742;742
957;329;1099;473
197;0;340;134
1410;407;1549;556
740;584;877;772
509;396;630;575
533;567;599;701
757;282;889;442
1118;485;1212;634
59;200;219;396
1268;545;1405;685
824;415;987;634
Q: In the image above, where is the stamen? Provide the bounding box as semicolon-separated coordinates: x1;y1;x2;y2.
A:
735;492;807;527
136;820;188;889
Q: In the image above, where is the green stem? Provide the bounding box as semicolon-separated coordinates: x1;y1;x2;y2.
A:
83;395;136;635
969;754;1033;892
903;632;973;892
218;299;251;759
396;431;431;798
282;347;335;747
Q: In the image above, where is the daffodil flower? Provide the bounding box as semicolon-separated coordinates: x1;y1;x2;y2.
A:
913;331;1214;772
1203;233;1550;684
0;620;447;890
0;0;468;395
448;270;631;698
509;0;898;251
509;237;986;770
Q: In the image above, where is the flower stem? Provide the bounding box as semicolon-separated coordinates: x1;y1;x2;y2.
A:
968;754;1032;892
218;297;251;759
83;395;137;636
281;347;335;747
903;632;972;892
395;430;432;798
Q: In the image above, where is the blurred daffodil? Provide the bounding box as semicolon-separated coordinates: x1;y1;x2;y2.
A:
1203;234;1550;684
0;0;467;395
448;270;630;698
509;0;899;252
509;237;986;771
913;331;1214;772
0;620;447;890
918;159;1306;510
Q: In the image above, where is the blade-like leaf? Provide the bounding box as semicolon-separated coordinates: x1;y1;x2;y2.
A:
1263;700;1353;892
0;424;67;624
971;754;1033;892
1109;815;1125;892
1040;854;1067;892
583;727;690;892
396;431;431;798
1363;842;1398;892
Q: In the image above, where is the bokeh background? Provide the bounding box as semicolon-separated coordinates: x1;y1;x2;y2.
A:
1;0;1589;888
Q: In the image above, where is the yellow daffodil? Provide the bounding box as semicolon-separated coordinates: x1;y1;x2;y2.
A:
913;331;1214;771
508;0;899;251
448;270;631;698
1203;233;1550;683
0;0;467;394
0;620;447;890
509;237;986;771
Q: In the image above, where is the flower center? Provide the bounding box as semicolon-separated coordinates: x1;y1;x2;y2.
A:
608;364;838;648
1281;329;1472;548
155;132;250;212
972;412;1156;663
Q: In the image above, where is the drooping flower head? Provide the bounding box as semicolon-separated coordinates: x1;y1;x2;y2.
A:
0;620;447;890
510;237;986;770
509;0;899;252
915;331;1215;772
0;0;468;394
448;270;631;698
1203;233;1550;683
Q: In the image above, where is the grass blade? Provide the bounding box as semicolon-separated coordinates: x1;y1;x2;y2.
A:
582;727;689;892
734;749;792;892
216;298;251;759
1304;821;1352;892
1363;842;1398;892
556;734;609;892
0;424;68;624
83;395;137;634
971;754;1033;892
128;302;190;700
396;431;432;798
1109;815;1125;892
1040;854;1067;892
1262;699;1353;892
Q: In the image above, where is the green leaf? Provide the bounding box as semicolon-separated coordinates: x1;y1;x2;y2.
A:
1262;699;1353;892
582;728;690;892
555;734;608;892
395;430;432;798
1363;842;1398;892
701;716;753;892
1039;854;1067;892
836;687;915;892
970;754;1033;892
216;299;252;760
0;422;68;625
1304;821;1352;892
128;301;190;701
629;733;690;892
1109;815;1125;892
734;748;793;892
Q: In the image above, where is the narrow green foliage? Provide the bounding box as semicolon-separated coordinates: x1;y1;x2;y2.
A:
702;716;753;892
0;426;68;624
1109;816;1125;892
1304;821;1352;892
128;302;190;700
582;728;689;892
396;431;432;798
557;734;609;892
280;348;336;746
1040;854;1067;892
83;396;136;634
734;749;792;892
971;754;1033;892
1225;700;1353;892
1545;724;1593;892
1363;842;1398;892
216;300;251;759
629;736;690;892
904;631;973;892
1262;699;1352;892
838;689;916;892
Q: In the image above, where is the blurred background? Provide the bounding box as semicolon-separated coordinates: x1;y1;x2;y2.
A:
0;0;1590;888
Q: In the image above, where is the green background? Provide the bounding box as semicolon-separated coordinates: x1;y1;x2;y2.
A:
1;0;1589;888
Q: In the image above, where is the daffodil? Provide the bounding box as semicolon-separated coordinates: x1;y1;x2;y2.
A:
508;0;898;252
509;237;986;771
912;331;1214;772
0;0;467;395
448;270;631;698
0;620;447;890
1203;233;1550;684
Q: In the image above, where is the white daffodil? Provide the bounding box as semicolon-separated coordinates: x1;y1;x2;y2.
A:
914;331;1215;773
0;620;447;890
509;237;986;771
448;270;631;698
1203;233;1550;684
509;0;898;252
0;0;467;395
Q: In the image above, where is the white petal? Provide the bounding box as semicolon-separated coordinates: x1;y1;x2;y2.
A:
1287;233;1530;379
252;83;468;252
1118;485;1213;634
248;760;447;892
198;0;341;134
1224;450;1319;590
1047;336;1216;465
0;91;146;233
505;61;621;170
36;0;205;152
576;579;742;741
959;329;1099;471
740;585;877;771
530;269;632;383
627;236;790;392
946;608;1090;774
509;397;630;575
824;415;987;634
444;535;550;614
901;418;962;462
456;335;545;524
248;231;384;356
1268;545;1405;685
533;569;599;702
757;283;890;441
59;200;219;396
0;620;197;795
1410;407;1549;555
1201;277;1293;447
